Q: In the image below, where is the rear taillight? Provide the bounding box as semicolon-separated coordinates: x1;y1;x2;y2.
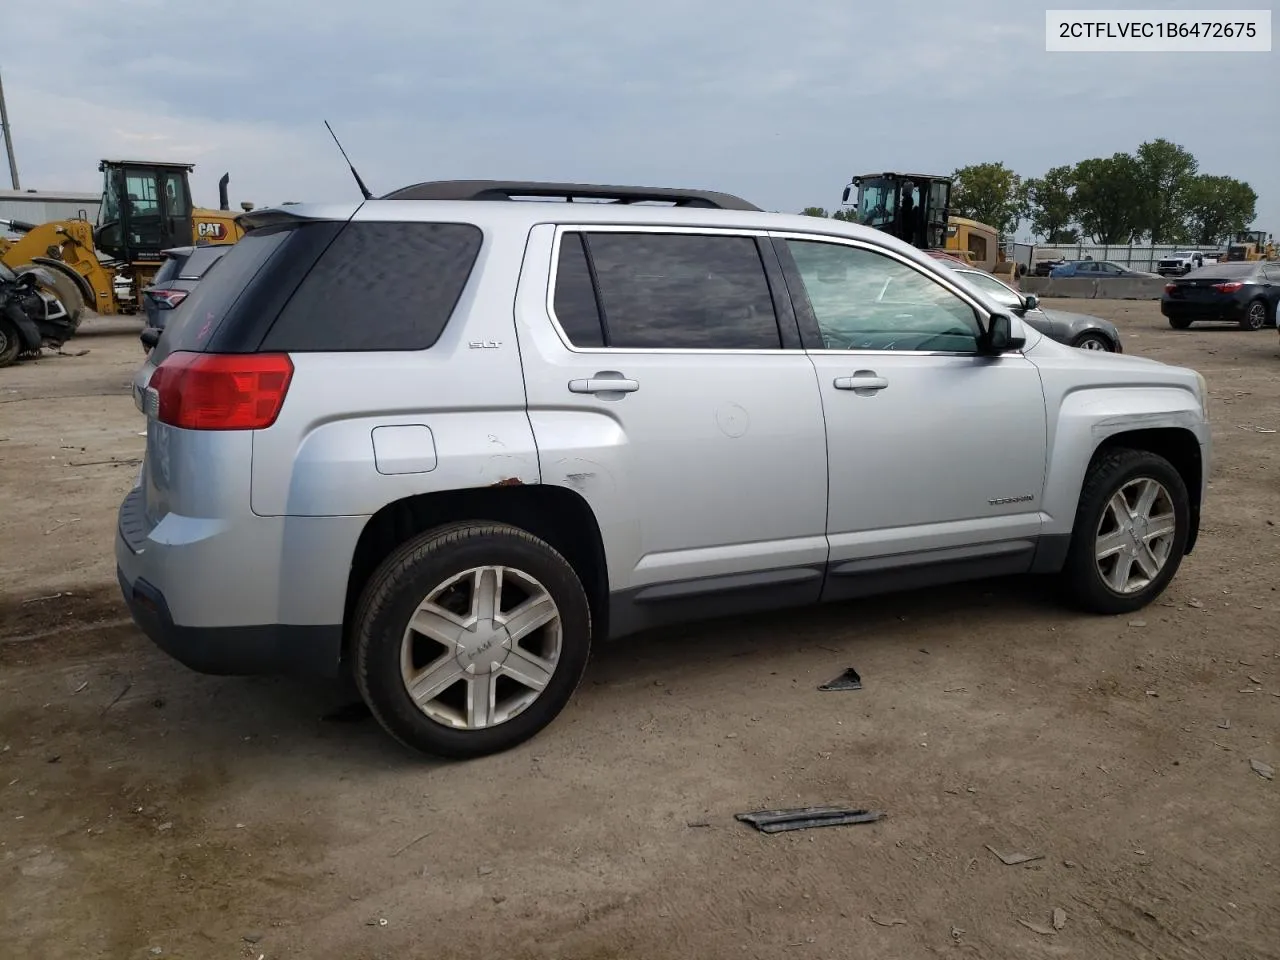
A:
1164;282;1176;294
1212;281;1243;293
150;351;293;430
146;288;189;309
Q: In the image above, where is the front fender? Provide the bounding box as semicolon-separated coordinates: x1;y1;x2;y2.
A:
1041;385;1207;536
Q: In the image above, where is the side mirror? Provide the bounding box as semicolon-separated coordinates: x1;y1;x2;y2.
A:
1023;293;1039;310
981;313;1026;355
140;328;161;349
841;186;851;203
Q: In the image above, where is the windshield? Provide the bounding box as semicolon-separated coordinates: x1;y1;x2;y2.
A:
856;179;897;229
97;168;118;227
955;269;1021;307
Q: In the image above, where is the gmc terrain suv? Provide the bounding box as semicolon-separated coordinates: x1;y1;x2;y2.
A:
118;180;1211;759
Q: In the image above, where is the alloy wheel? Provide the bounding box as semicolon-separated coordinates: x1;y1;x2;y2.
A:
400;565;562;730
1094;478;1177;595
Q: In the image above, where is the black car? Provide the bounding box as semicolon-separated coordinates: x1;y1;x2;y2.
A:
1161;262;1280;331
140;244;230;351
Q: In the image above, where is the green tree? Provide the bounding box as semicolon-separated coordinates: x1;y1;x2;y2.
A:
1181;175;1257;245
832;209;859;222
801;207;830;218
949;162;1024;236
1071;154;1146;244
1024;164;1077;242
1134;138;1198;242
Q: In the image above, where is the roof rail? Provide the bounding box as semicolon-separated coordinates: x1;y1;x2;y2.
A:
379;179;761;211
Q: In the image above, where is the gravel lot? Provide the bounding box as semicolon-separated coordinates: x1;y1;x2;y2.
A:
2;302;1278;960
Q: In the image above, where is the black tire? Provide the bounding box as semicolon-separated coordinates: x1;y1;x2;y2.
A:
1073;332;1114;352
1062;449;1190;615
0;318;22;367
1167;315;1192;330
1240;298;1269;331
353;521;592;759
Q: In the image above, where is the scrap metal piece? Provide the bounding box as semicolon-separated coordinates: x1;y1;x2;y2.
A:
985;844;1045;866
736;806;886;834
818;668;862;691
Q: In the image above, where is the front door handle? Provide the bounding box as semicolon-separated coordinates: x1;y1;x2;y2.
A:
834;371;889;393
568;372;639;397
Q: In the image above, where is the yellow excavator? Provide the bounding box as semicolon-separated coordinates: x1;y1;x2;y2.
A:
0;159;249;320
840;172;1022;281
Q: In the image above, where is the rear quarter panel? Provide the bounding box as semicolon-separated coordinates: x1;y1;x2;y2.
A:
249;210;539;518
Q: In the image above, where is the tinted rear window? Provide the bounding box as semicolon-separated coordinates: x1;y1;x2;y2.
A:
259;222;482;352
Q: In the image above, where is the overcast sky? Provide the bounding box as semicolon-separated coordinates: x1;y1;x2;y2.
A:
4;0;1276;239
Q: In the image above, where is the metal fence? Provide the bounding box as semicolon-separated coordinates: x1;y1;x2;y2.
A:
1008;243;1223;272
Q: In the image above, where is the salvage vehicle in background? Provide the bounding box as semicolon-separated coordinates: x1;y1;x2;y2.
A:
140;245;230;353
1161;261;1280;330
1050;260;1158;279
0;260;76;367
1157;251;1220;276
944;262;1122;351
117;179;1211;760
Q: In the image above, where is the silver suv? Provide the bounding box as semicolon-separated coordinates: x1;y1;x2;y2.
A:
117;180;1211;759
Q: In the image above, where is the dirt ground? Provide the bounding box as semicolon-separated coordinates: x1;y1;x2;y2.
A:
1;303;1278;960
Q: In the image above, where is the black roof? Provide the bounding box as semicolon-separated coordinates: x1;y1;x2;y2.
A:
380;179;761;211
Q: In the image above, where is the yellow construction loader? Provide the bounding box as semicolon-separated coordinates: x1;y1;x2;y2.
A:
840;172;1021;281
1224;230;1276;262
0;160;249;319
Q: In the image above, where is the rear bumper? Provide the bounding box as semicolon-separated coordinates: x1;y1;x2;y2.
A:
1160;299;1247;321
117;566;343;677
115;483;355;678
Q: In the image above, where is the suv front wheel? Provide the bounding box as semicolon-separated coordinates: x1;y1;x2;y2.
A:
353;522;592;759
1062;449;1190;614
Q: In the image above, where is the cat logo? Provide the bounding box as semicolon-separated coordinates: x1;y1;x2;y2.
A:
196;222;226;240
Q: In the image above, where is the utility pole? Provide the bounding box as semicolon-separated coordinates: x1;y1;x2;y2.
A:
0;67;20;190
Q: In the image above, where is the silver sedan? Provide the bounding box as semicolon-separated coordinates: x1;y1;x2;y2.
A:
947;265;1123;352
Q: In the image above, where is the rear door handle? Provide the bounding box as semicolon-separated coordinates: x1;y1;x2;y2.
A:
568;373;639;396
834;372;889;392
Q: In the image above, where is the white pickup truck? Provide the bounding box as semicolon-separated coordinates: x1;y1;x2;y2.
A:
1157;251;1220;276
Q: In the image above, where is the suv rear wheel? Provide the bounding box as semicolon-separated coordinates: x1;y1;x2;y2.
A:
353;521;592;759
1062;449;1190;614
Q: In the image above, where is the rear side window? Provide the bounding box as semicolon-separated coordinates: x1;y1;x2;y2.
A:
551;231;781;350
552;233;605;347
261;222;483;352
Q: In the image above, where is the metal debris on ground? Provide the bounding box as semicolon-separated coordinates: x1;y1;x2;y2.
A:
1250;759;1274;781
818;668;862;691
1019;918;1056;936
984;844;1044;866
1053;908;1067;930
735;806;886;834
868;915;907;927
1218;719;1231;730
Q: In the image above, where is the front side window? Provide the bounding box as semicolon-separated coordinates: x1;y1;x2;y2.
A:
552;231;781;350
786;240;981;353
